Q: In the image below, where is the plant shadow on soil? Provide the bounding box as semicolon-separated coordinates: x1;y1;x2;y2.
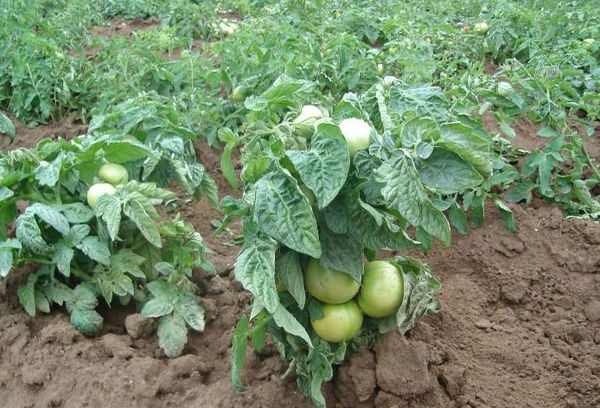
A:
1;122;599;408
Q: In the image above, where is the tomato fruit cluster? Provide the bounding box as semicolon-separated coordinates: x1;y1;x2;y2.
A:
86;163;129;209
306;258;404;342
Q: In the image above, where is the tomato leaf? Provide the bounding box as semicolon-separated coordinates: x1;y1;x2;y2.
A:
416;148;484;192
275;250;306;309
123;199;162;247
253;169;321;258
391;257;441;335
16;212;49;254
0;111;15;142
157;314;187;358
231;316;249;392
235;238;279;314
66;284;103;336
375;152;451;246
76;236;111;266
286;122;350;209
438;123;493;178
495;199;518;233
272;304;312;347
318;222;363;282
448;202;468;235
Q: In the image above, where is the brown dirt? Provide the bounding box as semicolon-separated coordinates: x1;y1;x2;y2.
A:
217;12;244;21
89;17;161;39
482;112;547;152
1;124;600;408
0;116;87;150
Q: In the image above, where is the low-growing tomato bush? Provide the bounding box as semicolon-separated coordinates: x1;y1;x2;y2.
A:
222;76;514;406
0;132;215;357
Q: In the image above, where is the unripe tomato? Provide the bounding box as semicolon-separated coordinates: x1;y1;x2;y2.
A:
293;105;328;138
231;85;248;102
87;183;116;209
474;22;489;34
339;118;371;157
98;163;129;185
310;300;363;342
497;81;515;97
305;258;360;304
357;261;404;318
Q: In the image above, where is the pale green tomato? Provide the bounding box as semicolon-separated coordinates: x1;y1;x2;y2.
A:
98;163;129;185
310;300;363;342
339;118;371;157
583;38;595;50
497;82;514;97
305;258;360;304
232;85;248;102
357;261;404;318
474;22;489;34
87;183;116;209
293;105;327;138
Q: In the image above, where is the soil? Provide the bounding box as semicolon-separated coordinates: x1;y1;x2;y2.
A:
1;123;600;408
89;17;162;39
482;112;547;152
0;115;87;150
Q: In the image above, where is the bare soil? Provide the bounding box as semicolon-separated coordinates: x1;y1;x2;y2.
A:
0;116;87;150
89;17;162;39
1;123;599;408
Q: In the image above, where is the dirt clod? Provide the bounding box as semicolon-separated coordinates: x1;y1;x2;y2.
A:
125;314;156;339
335;347;376;407
584;300;600;322
375;332;431;397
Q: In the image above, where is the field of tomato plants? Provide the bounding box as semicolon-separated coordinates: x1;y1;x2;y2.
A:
1;0;599;407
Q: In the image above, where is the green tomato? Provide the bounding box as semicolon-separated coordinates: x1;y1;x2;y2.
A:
98;163;129;185
231;85;248;102
357;261;404;318
474;22;489;34
87;183;116;209
310;300;363;342
497;81;514;97
339;118;371;157
305;258;360;304
293;105;328;138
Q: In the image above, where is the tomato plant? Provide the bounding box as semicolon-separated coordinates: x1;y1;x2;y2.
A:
0;133;214;358
225;76;503;406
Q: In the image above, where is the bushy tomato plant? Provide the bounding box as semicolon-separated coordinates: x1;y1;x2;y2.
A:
224;76;504;406
0;133;214;358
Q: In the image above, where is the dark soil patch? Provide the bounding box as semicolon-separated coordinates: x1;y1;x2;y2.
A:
0;115;87;150
484;63;499;75
1;121;599;408
217;12;244;21
167;39;206;61
89;17;161;38
483;112;548;152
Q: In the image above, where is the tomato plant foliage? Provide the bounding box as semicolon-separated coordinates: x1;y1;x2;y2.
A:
0;131;214;357
226;76;498;405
